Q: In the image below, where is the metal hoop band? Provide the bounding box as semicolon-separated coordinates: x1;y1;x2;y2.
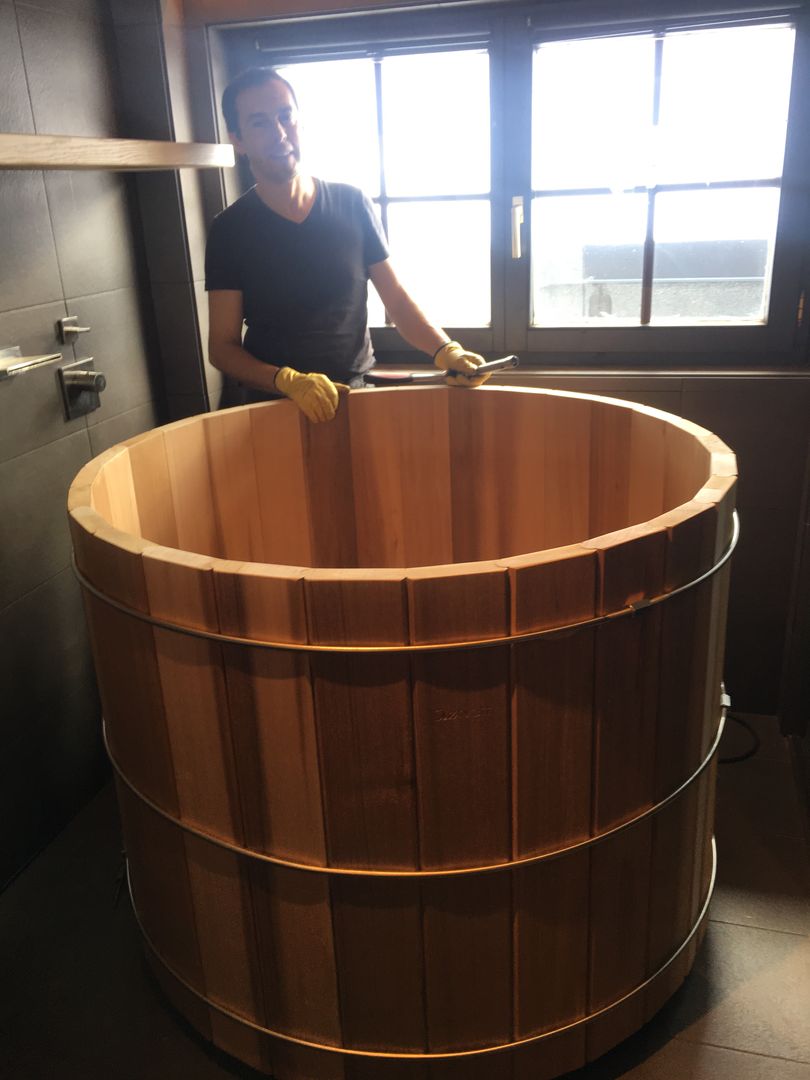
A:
108;700;725;879
74;510;738;656
130;838;716;1061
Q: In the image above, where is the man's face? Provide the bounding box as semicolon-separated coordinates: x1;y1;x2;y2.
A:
232;79;301;184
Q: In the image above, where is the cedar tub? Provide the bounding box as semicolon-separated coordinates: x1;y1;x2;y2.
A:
68;386;736;1080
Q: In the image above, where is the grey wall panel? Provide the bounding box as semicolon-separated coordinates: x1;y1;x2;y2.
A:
87;400;159;456
0;170;63;314
0;2;34;134
44;172;138;299
0;301;85;463
0;429;92;610
67;287;156;422
16;3;119;137
0;568;102;890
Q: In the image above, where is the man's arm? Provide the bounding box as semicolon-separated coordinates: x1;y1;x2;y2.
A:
207;289;347;421
208;289;280;395
367;259;448;356
368;259;490;385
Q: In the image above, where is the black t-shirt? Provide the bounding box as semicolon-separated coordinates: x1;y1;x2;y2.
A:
205;180;389;394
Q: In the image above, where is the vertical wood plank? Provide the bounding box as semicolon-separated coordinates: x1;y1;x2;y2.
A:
407;563;511;867
124;430;179;548
95;448;141;535
408;560;512;1054
543;394;592;548
141;546;242;840
72;520;179;815
590;401;632;538
628;411;667;525
586;820;653;1059
116;781;203;989
331;876;426;1051
422;871;513;1052
502;544;597;858
514;852;590;1037
305;569;418;870
249;400;313;565
302;394;357;568
249;863;343;1053
214;562;325;865
447;387;546;562
163;415;221;557
348;387;452;568
204;408;264;561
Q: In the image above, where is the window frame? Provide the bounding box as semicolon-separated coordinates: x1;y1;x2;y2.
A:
213;0;810;368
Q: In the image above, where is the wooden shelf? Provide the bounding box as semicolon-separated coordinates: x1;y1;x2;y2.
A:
0;132;235;171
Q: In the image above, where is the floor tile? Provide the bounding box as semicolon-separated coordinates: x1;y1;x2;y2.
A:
562;1032;810;1078
660;921;810;1064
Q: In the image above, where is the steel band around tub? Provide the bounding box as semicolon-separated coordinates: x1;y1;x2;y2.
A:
129;838;716;1061
72;510;739;656
105;702;725;879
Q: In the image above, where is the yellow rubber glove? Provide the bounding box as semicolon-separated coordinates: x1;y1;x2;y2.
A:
433;341;491;387
274;366;349;423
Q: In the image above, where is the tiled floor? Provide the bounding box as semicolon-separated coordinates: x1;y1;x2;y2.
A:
1;714;808;1080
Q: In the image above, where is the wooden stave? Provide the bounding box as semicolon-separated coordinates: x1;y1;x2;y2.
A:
68;388;736;1078
116;760;719;1069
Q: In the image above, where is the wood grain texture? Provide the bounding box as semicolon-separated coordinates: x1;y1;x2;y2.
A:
214;561;325;864
348;388;452;567
0;131;235;170
67;387;737;1080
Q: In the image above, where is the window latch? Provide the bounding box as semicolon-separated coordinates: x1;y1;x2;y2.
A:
511;196;524;260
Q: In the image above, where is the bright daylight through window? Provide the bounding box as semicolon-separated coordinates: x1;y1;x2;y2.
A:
531;23;796;327
277;51;491;330
276;19;795;334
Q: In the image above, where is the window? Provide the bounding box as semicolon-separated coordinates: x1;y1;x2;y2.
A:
530;25;795;328
276;50;492;329
218;3;809;364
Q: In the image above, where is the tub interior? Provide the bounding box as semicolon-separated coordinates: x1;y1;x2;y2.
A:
91;387;711;569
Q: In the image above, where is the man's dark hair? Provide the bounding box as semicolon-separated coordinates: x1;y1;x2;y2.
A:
221;67;298;136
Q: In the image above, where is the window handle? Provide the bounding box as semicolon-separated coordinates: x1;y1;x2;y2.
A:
511;196;524;259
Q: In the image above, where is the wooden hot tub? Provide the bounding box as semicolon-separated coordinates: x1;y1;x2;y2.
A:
68;386;736;1079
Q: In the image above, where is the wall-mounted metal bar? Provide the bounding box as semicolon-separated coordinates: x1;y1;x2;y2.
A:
0;348;62;381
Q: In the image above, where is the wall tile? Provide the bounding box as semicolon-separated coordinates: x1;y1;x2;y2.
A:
151;280;205;396
15;0;110;21
43;171;137;299
0;301;89;463
87;399;159;456
0;563;97;750
0;2;35;134
16;4;119;137
0;570;103;888
0;170;63;314
65;287;157;422
110;20;172;139
0;428;92;609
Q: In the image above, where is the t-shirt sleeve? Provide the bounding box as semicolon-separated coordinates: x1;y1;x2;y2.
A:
205;212;242;292
360;193;390;268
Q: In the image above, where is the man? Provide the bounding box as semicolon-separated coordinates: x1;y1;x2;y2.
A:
205;67;490;422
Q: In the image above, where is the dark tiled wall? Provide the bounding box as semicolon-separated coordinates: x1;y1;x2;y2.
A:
0;0;163;888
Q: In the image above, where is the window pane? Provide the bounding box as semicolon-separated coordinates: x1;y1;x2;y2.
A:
656;26;795;184
385;201;491;326
532;36;655;191
276;60;380;196
650;188;781;323
382;50;490;196
531;194;647;326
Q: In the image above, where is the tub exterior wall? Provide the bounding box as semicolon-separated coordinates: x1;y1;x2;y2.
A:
0;0;163;888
